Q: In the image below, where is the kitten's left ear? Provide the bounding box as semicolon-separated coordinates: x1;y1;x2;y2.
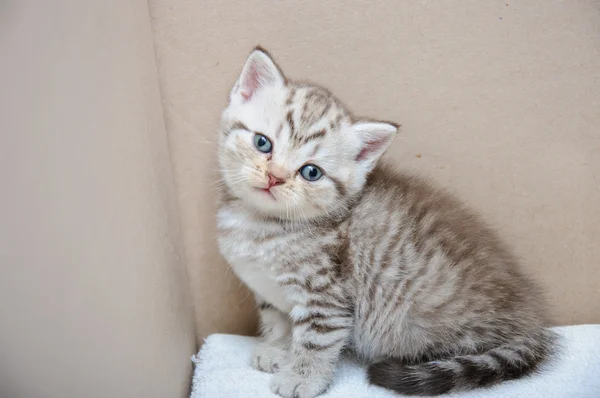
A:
230;47;285;103
353;121;399;167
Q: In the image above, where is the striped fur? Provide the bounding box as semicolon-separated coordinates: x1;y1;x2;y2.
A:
216;48;555;398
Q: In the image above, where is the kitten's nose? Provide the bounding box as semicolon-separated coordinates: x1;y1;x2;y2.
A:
267;173;285;188
267;164;288;188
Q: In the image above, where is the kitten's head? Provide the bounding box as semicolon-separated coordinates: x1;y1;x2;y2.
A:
219;47;398;221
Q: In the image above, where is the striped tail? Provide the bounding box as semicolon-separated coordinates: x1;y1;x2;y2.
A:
367;332;556;396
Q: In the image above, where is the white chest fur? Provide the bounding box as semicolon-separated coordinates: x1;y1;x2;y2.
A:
229;260;292;313
216;206;294;313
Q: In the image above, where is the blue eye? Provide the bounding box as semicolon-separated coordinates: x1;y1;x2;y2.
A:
254;133;272;153
300;164;323;181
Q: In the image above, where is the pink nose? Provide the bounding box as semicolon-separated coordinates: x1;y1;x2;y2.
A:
267;173;285;188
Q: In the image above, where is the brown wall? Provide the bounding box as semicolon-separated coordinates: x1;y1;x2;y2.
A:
150;0;600;344
0;1;195;397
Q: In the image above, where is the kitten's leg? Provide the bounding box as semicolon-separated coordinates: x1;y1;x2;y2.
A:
271;274;352;398
252;298;291;373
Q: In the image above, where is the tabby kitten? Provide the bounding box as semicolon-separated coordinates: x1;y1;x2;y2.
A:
216;48;555;397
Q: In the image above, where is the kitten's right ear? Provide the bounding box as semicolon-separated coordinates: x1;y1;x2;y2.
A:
230;47;285;103
353;121;399;168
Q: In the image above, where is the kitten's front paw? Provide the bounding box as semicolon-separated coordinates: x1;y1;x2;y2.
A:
252;343;288;373
270;370;330;398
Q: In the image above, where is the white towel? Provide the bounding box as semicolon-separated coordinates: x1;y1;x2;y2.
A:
190;325;600;398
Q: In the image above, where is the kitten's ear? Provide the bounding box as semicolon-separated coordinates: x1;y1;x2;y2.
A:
230;48;285;103
353;121;399;166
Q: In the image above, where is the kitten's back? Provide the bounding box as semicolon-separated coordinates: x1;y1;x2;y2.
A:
348;165;554;395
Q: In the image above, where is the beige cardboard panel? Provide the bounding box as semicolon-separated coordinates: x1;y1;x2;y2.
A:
150;0;600;342
0;1;196;397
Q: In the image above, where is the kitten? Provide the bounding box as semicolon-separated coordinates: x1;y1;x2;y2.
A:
216;47;555;397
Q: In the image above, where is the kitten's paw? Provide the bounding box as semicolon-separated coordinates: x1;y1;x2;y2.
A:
252;343;288;373
270;370;329;398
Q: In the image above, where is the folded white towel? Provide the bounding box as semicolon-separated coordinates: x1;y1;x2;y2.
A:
190;325;600;398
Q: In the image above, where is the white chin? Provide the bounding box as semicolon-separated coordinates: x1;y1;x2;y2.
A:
246;189;288;215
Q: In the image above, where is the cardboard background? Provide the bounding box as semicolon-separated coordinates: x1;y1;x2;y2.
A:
150;0;600;343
